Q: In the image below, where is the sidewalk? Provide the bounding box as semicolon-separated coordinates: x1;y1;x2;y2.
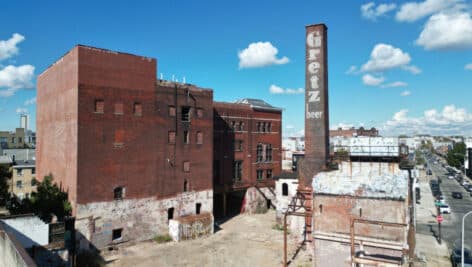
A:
414;169;451;267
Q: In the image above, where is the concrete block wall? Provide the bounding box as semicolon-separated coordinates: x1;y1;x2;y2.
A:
76;189;212;249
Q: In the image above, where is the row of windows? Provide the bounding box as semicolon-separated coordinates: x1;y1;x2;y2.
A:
168;131;203;145
8;137;23;144
95;100;205;121
16;179;36;189
256;122;272;133
256;169;273;180
256;143;273;162
16;168;35;176
230;121;244;132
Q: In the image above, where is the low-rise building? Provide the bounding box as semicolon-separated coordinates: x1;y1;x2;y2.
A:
330;127;379;138
0;128;26;149
11;160;36;200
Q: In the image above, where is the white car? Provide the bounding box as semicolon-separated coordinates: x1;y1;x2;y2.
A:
448;175;455;179
440;204;451;214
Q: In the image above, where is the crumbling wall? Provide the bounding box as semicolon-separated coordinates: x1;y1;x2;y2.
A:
75;189;212;250
169;213;213;241
241;187;276;214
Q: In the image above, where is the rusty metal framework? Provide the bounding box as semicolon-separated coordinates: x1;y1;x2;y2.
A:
350;218;408;267
283;189;312;267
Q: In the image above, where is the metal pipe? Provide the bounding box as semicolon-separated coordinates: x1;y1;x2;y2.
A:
462;211;472;267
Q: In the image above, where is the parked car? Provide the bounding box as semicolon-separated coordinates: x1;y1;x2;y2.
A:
440;204;451;214
448;175;455;179
451;247;472;267
452;192;463;199
466;185;472;193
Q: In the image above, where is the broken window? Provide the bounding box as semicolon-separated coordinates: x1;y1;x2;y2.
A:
168;131;176;144
114;103;124;115
196;203;202;215
114;186;125;200
181;106;191;122
183;161;190;172
265;144;272;162
282;183;288;196
183;131;190;144
234;140;243;151
266;169;272;179
112;228;122;241
256;144;263;162
256;170;263;181
169;106;176;117
133;102;142;116
196;132;203;145
95;99;104;113
168;208;174;221
233;161;242;181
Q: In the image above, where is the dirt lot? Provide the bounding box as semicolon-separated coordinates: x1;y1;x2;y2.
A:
103;210;312;267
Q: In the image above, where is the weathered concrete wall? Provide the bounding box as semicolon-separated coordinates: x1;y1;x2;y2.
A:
0;225;37;267
1;216;49;248
76;189;212;249
275;178;299;220
241;187;276;214
169;213;213;241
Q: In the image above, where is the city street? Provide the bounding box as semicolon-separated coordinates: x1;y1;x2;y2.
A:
416;157;472;252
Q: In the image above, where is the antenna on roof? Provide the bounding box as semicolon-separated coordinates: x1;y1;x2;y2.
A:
160;73;163;80
172;74;175;82
183;77;186;83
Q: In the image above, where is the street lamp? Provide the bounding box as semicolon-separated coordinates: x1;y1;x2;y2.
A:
462;210;472;267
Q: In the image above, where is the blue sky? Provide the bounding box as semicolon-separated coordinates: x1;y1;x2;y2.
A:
1;0;472;136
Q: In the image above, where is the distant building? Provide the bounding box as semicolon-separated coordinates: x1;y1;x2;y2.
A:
0;128;26;149
10;160;36;199
213;99;281;218
330;127;379;138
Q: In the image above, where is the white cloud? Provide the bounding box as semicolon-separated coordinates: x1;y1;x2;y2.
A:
361;2;397;21
269;84;304;94
381;104;472;135
466;63;472;70
416;12;472;50
0;64;35;97
401;65;422;74
396;0;465;22
24;97;36;106
0;33;25;61
15;107;28;114
362;74;384;86
286;125;294;129
361;44;414;72
400;90;412;96
381;81;408;88
345;65;358;74
238;42;289;68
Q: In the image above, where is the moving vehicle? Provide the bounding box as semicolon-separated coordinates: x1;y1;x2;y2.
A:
439;204;450;214
452;192;463;199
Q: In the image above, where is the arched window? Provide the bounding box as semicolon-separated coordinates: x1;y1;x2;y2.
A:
282;183;288;196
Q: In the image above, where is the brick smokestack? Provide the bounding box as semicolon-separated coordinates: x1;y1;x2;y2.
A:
299;24;329;188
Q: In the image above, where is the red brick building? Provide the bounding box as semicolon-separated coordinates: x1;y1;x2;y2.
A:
330;127;379;138
213;99;282;217
37;45;214;249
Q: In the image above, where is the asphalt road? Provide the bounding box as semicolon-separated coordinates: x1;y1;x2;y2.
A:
417;157;472;251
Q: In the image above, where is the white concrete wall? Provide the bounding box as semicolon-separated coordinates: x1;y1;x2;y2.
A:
76;189;213;249
1;215;49;248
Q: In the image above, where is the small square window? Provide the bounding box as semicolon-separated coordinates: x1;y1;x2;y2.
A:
95;100;104;113
16;180;22;188
17;169;23;176
196;203;202;215
196;108;203;118
32;168;35;174
196;132;203;145
183;161;190;172
112;228;123;241
114;103;124;115
169;106;176;117
133;103;142;116
168;131;176;144
266;169;273;179
114;186;125;200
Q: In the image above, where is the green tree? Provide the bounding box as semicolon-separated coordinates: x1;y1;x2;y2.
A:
7;175;72;222
447;142;466;169
0;165;11;206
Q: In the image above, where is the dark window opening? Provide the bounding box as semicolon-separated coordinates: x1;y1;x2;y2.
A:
256;144;263;162
133;102;142;116
266;199;272;209
18;137;22;143
319;204;323;213
32;168;35;174
257;170;263;181
184;179;188;192
196;203;202;214
282;183;288;196
168;207;174;221
266;169;272;179
267;123;272;132
265;144;273;162
112;228;123;241
184;131;190;144
233;161;243;182
182;106;191;122
114;186;124;200
257;122;261;132
235;140;243;151
262;122;266;133
359;208;362;217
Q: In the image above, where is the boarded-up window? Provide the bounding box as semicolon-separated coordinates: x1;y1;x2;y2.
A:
95;100;104;113
114;103;123;115
196;132;203;144
114;129;125;148
169;106;176;117
168;131;176;144
197;108;203;118
183;161;190;172
133;102;142;116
